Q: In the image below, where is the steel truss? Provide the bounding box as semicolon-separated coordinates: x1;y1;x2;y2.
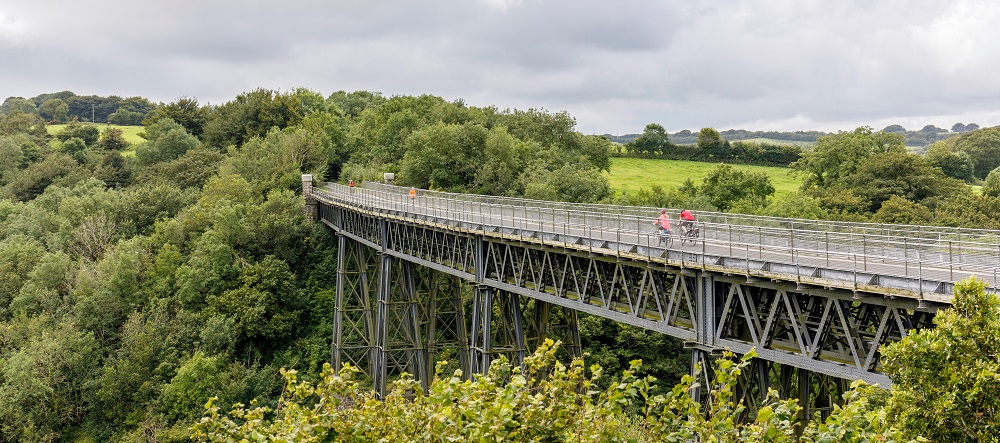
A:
322;201;935;408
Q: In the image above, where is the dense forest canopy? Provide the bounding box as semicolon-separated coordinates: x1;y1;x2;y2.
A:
0;88;627;441
1;88;999;441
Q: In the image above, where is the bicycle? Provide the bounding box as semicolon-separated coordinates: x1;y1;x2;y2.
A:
656;228;673;247
679;222;699;246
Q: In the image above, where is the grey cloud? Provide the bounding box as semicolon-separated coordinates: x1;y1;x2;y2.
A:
2;0;1000;134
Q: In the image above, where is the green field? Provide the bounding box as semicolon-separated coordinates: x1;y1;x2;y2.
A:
738;137;815;148
606;157;802;197
47;123;145;145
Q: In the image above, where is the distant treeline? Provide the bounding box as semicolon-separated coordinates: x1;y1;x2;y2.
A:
603;129;825;146
617;140;802;167
1;91;156;125
604;122;981;148
607;125;802;167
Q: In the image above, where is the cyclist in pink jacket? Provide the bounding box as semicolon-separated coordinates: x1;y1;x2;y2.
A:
654;209;671;243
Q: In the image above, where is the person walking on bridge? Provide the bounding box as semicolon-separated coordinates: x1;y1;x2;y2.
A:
409;186;417;203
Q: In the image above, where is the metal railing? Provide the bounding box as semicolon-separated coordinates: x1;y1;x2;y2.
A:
315;182;1000;297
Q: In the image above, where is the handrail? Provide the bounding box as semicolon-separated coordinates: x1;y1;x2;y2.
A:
315;183;1000;297
362;182;1000;239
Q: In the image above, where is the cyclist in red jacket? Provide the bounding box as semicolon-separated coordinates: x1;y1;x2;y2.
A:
679;209;695;235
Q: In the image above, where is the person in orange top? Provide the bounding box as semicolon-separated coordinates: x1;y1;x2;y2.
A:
409;187;417;202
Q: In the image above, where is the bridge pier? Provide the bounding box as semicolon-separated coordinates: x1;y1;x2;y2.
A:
332;234;377;380
419;270;469;386
470;287;527;374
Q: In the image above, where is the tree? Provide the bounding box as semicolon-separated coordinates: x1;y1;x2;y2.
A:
0;318;100;441
61;137;89;163
135;118;201;165
144;97;209;137
64;94;121;122
580;315;688;393
136;148;225;190
0;134;32;184
107;96;155;125
881;277;1000;441
841;151;964;212
472;125;526;196
55;123;100;146
520;162;611;203
758;193;828;220
697;127;722;150
291;87;328;115
629;123;672;157
883;124;906;133
93;151;133;189
925;142;974;181
499;108;578;153
792;126;905;189
219;126;333;195
951;122;968;133
326;90;386;119
951;126;1000;179
208;255;301;346
3;154;82;202
93;310;179;438
699;163;774;211
928;191;1000;229
872;195;933;225
97;127;130;151
0;235;47;315
983;166;1000;198
572;133;613;172
0;111;49;140
399;122;483;191
39;98;69;123
202;89;304;149
0;97;38;115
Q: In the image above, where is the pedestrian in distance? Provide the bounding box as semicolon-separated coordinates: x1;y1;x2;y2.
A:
409;186;417;203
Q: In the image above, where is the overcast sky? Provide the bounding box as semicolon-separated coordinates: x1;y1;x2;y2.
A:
2;0;999;135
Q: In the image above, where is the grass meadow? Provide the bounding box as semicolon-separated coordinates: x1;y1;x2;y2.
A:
47;123;146;145
605;157;803;198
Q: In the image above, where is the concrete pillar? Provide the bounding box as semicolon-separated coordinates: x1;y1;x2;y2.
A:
302;174;317;220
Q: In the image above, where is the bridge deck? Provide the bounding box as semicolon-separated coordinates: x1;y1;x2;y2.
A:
315;182;999;302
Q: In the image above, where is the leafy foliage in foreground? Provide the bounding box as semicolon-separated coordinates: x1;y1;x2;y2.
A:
194;341;918;442
881;277;1000;442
